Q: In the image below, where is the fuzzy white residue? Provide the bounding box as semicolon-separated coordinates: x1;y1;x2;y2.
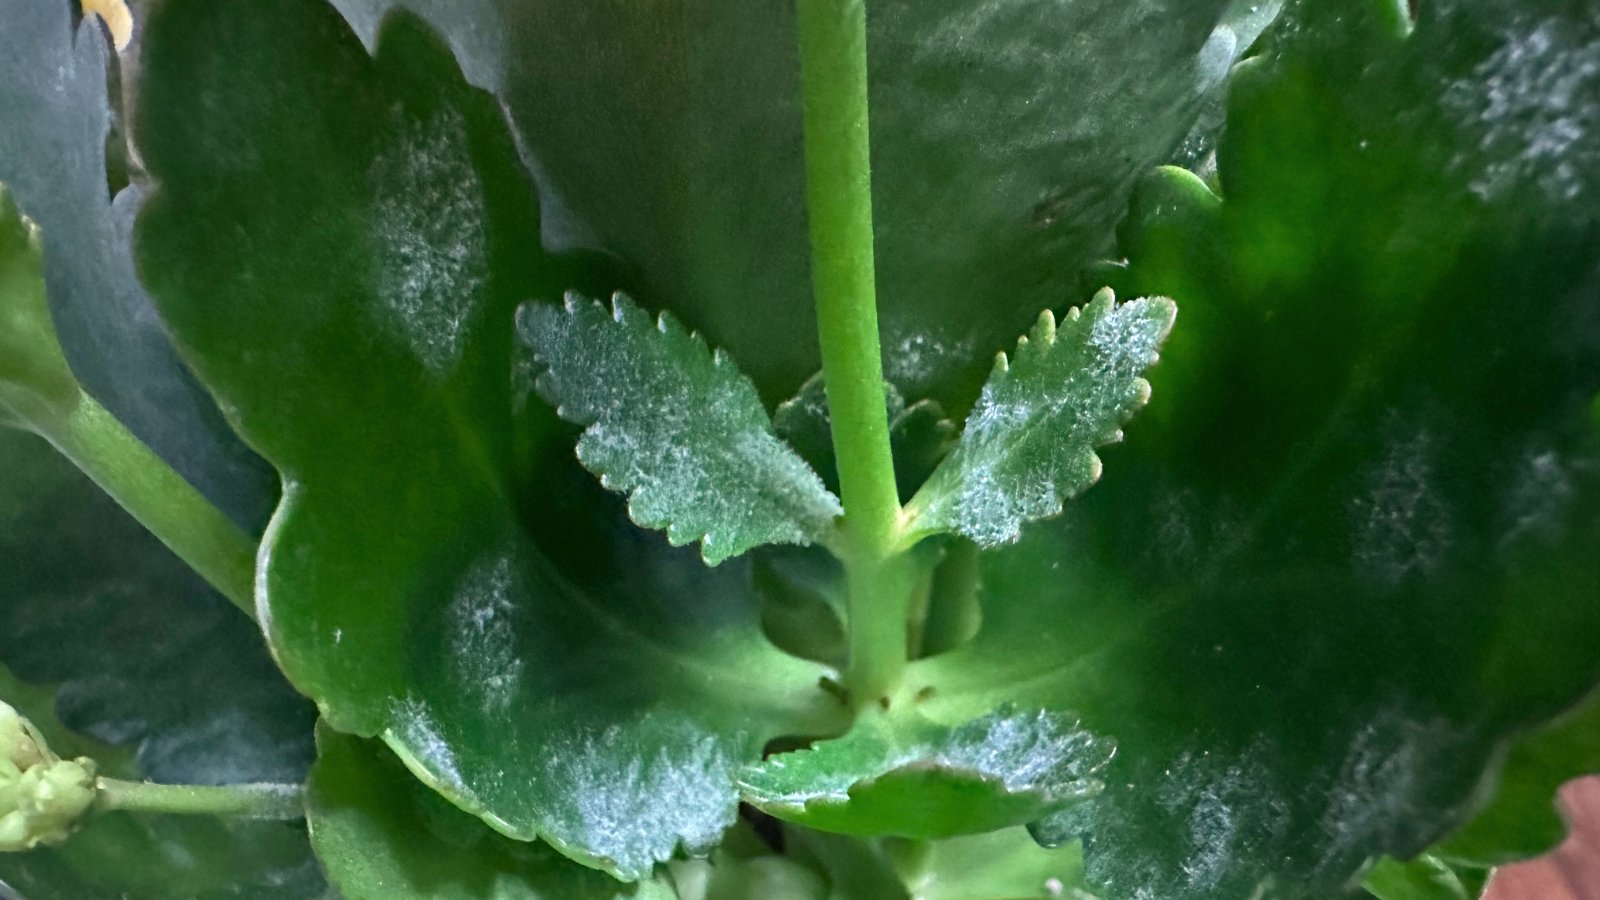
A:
446;550;525;714
368;105;488;376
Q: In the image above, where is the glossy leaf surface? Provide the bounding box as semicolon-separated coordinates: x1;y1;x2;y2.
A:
892;829;1095;900
907;292;1175;546
1362;856;1471;900
910;1;1600;896
739;709;1111;839
520;293;839;564
0;0;275;529
308;725;674;900
0;429;321;899
136;0;843;879
330;0;1240;410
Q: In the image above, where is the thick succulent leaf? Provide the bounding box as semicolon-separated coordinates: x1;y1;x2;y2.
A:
0;0;275;529
892;829;1096;900
308;725;677;900
910;1;1600;897
0;429;322;899
520;293;840;564
738;708;1111;839
330;0;1239;409
135;0;843;879
1435;690;1600;866
1362;856;1471;900
772;374;955;502
906;292;1175;546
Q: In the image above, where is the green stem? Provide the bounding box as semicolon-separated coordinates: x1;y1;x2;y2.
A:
29;392;257;619
796;0;908;707
95;778;304;820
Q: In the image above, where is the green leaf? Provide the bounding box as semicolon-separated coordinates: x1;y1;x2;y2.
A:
738;708;1111;839
906;291;1176;546
520;293;840;564
771;374;955;502
891;829;1097;900
1435;690;1600;866
669;854;829;900
1362;856;1471;900
308;724;675;900
0;429;323;899
0;0;275;529
135;0;845;880
0;184;76;425
909;1;1600;896
329;0;1243;410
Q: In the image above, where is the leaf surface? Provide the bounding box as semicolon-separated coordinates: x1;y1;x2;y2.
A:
909;1;1600;896
0;0;275;528
0;429;322;899
135;0;844;879
329;0;1242;410
906;292;1175;546
893;828;1096;900
739;708;1111;839
1362;856;1471;900
520;293;839;564
308;725;675;900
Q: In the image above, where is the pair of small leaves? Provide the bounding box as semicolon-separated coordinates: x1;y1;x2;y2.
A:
737;707;1112;840
525;287;1173;564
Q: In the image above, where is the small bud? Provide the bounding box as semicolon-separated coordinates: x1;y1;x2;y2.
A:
1;701;47;772
0;758;98;852
0;700;101;852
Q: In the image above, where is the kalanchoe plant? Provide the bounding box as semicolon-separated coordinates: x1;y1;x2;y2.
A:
1;0;1597;897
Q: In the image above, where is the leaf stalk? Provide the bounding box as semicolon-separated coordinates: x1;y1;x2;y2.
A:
94;778;304;820
796;0;909;707
22;392;258;619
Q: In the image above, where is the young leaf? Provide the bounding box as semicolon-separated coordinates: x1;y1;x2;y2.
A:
0;0;275;529
0;429;322;899
909;1;1600;896
738;708;1111;839
1362;856;1471;900
307;725;672;900
772;373;955;501
329;0;1250;408
519;293;840;565
905;291;1175;546
135;0;845;880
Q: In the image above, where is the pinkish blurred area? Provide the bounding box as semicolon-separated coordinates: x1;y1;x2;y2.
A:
1485;778;1600;900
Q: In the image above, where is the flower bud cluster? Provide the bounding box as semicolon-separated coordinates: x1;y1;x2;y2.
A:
1;700;99;852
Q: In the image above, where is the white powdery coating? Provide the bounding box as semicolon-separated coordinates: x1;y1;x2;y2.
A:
1349;417;1454;590
918;293;1172;545
537;716;740;879
523;294;841;563
388;695;468;797
368;105;489;376
748;708;1111;807
446;550;525;714
1443;17;1600;208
